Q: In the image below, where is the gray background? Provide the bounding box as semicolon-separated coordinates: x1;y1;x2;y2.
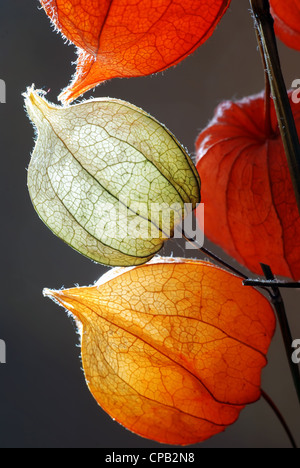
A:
0;0;299;448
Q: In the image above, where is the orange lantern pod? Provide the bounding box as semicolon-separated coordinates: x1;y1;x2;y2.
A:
40;0;230;103
270;0;300;51
45;258;275;445
196;91;300;280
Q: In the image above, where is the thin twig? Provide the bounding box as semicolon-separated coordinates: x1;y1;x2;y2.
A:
182;233;273;298
261;389;297;448
182;234;273;297
182;233;248;280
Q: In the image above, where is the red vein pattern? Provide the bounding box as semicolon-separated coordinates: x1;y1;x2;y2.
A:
40;0;230;102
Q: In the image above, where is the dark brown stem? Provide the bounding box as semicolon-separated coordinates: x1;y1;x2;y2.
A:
244;279;300;289
250;0;300;213
261;389;297;448
260;264;300;405
255;26;273;137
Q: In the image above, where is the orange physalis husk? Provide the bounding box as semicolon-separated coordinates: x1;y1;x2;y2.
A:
44;257;275;445
270;0;300;51
196;91;300;281
40;0;230;103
